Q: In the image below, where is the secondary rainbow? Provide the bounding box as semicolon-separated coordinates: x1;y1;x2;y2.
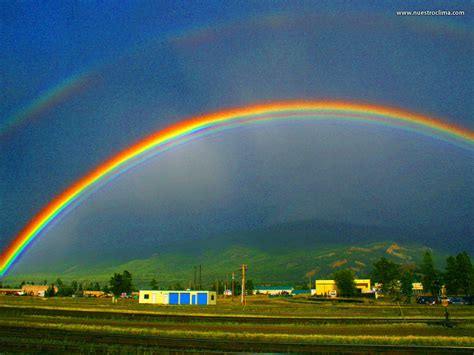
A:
4;13;470;140
1;72;92;138
1;101;473;276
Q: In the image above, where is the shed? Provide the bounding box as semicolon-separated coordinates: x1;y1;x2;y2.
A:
139;290;217;305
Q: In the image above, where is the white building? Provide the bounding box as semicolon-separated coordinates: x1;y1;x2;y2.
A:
139;290;217;305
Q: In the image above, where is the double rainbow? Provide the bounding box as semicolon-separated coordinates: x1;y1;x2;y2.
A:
1;101;473;276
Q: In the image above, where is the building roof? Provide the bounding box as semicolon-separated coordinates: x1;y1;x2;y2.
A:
315;280;336;284
291;289;312;295
139;290;213;293
22;285;51;292
316;279;371;284
255;286;294;291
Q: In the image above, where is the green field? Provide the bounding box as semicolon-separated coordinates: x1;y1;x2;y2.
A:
1;295;473;353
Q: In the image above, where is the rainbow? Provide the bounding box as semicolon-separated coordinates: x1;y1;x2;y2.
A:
3;12;471;140
0;72;92;138
1;100;473;276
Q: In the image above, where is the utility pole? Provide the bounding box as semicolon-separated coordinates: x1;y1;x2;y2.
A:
215;279;218;296
231;272;235;302
225;273;229;298
240;264;248;305
194;266;197;290
199;265;202;290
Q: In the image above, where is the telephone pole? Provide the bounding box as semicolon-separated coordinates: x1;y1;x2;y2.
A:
225;273;229;298
199;265;202;290
240;264;248;305
194;266;197;290
231;272;235;302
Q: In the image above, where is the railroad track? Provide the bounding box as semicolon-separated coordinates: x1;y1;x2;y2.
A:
0;324;472;354
0;305;470;325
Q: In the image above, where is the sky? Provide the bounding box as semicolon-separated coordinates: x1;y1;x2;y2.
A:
1;1;473;275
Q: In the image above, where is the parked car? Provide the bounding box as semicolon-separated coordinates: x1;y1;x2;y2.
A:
417;296;438;305
448;297;465;305
462;296;473;305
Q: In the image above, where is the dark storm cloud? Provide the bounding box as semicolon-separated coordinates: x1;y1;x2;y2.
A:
11;122;473;273
1;2;473;274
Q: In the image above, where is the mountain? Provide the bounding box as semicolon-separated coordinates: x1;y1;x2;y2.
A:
4;219;464;287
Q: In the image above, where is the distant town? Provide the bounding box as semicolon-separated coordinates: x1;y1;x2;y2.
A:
1;251;472;306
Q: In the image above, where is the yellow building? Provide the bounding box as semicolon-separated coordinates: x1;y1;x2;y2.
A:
355;279;371;293
82;290;107;298
315;280;337;296
139;290;217;305
20;284;59;297
315;279;371;296
412;282;423;294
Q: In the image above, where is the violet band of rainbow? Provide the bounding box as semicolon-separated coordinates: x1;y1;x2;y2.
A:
1;101;473;276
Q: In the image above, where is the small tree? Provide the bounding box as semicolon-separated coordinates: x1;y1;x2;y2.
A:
150;278;159;290
110;273;123;295
56;280;74;297
400;270;414;301
172;282;184;290
421;251;438;295
372;257;400;296
211;281;226;294
55;278;63;288
444;256;459;296
233;281;241;296
71;280;78;293
45;283;56;297
245;279;254;295
109;270;134;296
122;271;133;293
333;269;357;297
456;252;473;295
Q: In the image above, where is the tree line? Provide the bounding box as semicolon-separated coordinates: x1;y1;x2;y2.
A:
16;270;255;297
333;251;473;300
5;250;471;299
5;271;134;297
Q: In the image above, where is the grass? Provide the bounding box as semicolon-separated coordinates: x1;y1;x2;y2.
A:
2;294;473;319
0;336;170;353
1;295;473;350
2;313;474;337
2;318;474;347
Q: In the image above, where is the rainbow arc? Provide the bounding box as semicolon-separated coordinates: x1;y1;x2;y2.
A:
1;101;473;276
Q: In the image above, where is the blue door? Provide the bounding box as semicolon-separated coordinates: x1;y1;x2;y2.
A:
197;293;208;305
191;294;196;305
180;293;190;305
169;293;179;305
